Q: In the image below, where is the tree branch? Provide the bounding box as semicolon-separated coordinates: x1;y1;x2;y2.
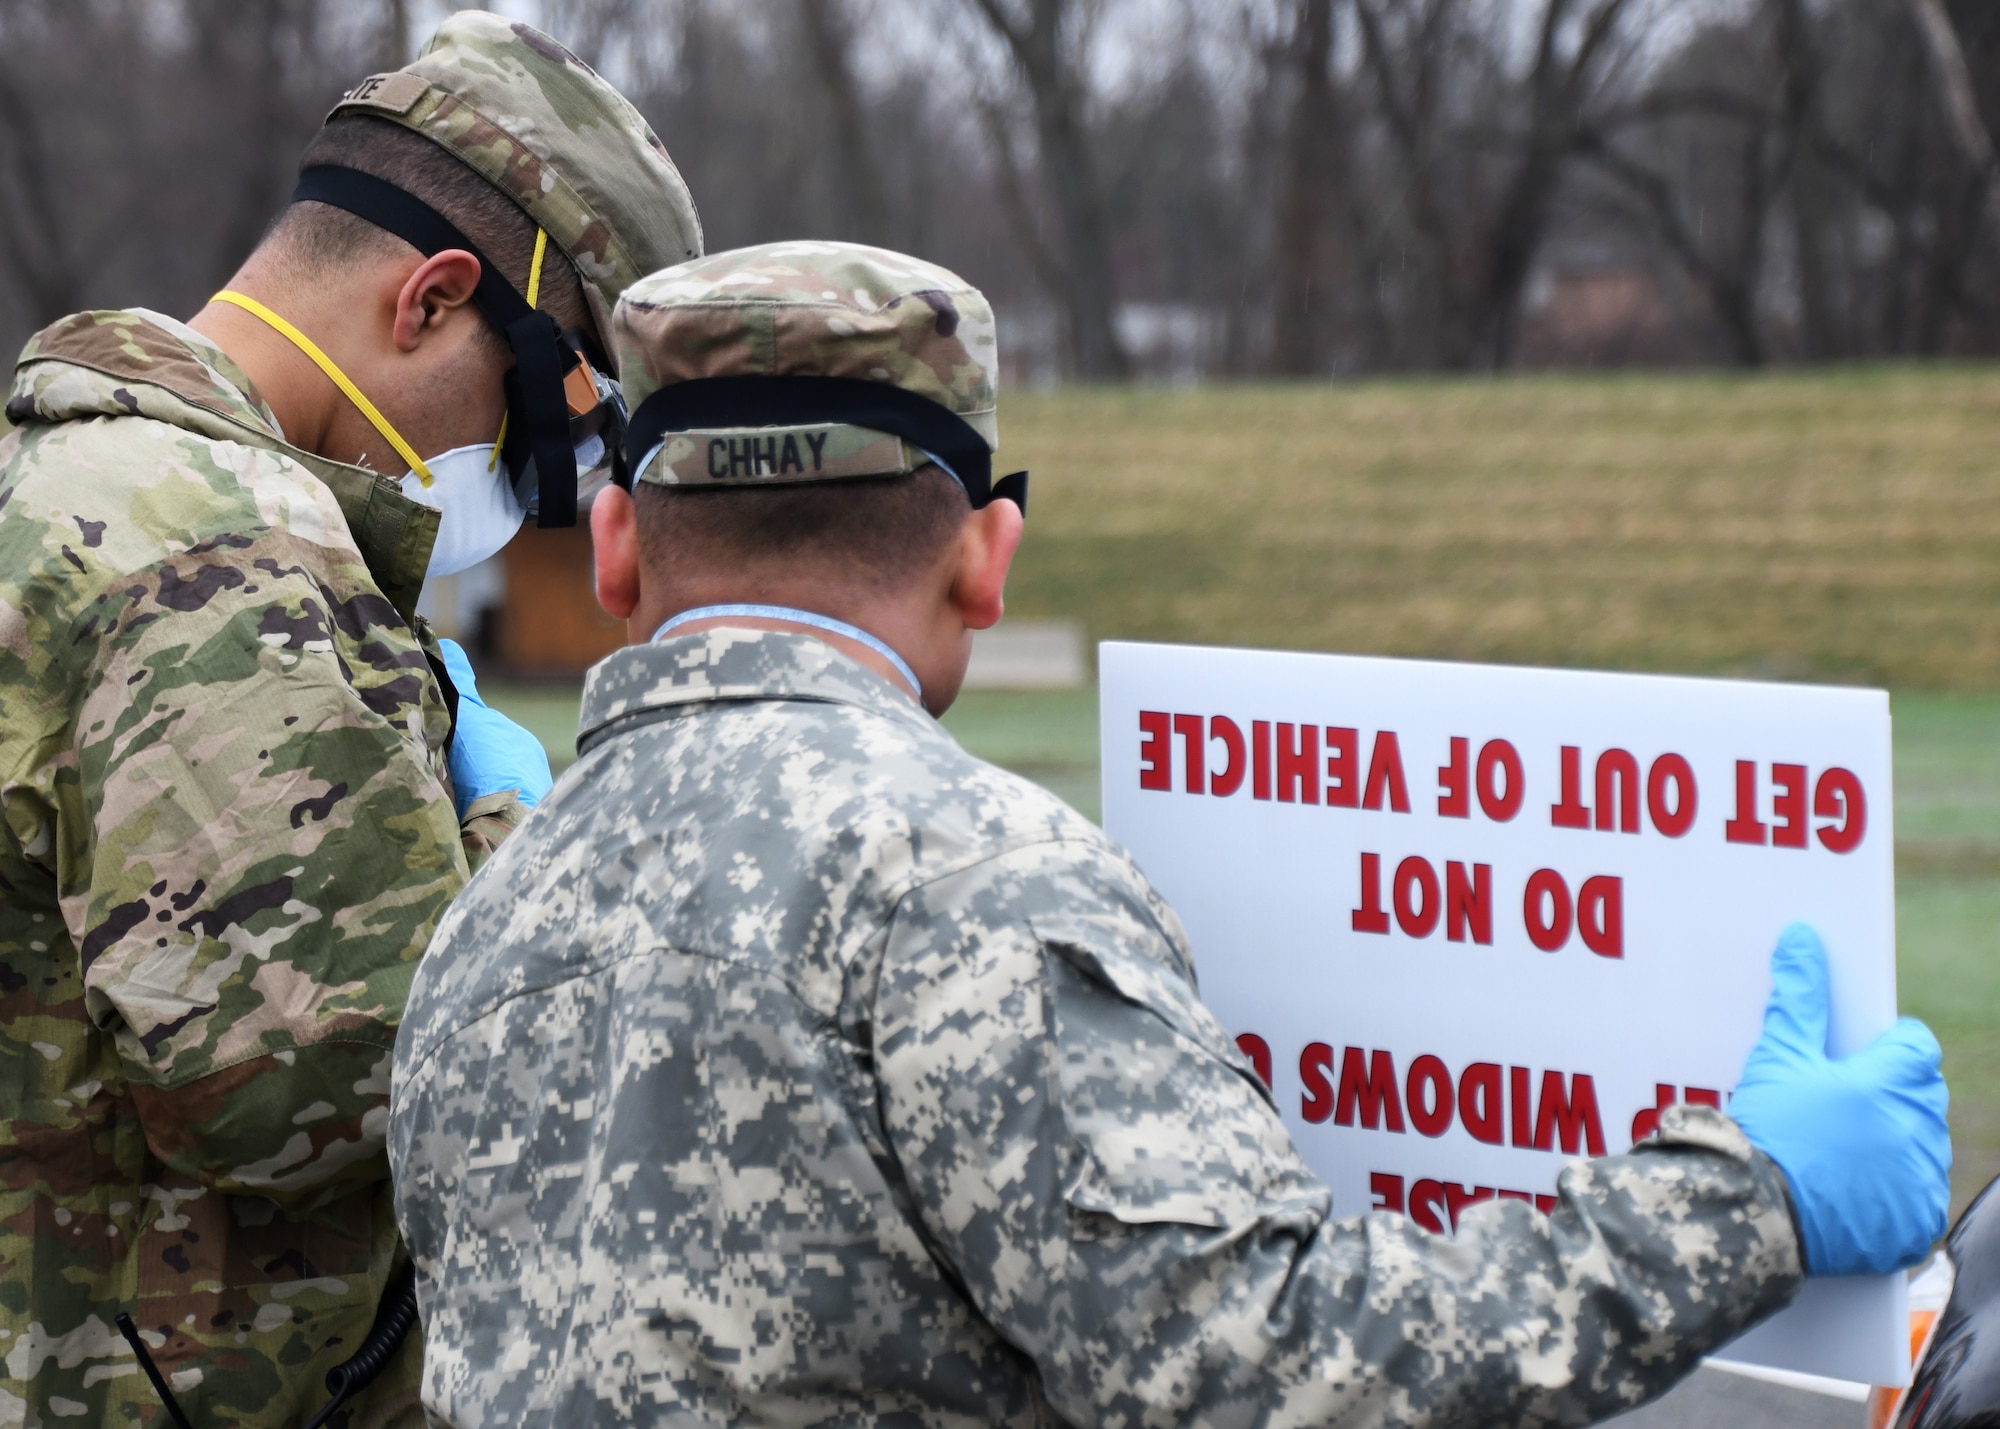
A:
1903;0;2000;248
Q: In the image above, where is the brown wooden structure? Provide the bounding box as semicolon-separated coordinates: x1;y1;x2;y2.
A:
497;524;628;677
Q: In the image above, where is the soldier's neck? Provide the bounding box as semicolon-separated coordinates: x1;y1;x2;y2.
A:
639;578;966;718
188;283;349;459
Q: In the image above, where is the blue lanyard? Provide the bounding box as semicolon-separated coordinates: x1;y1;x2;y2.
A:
651;603;924;701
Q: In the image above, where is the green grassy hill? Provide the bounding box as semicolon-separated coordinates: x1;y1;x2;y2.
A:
999;370;2000;688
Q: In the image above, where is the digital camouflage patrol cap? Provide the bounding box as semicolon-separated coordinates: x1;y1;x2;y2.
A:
614;241;1027;512
325;9;703;355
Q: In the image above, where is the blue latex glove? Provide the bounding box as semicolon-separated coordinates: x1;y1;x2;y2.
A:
437;638;553;819
1730;923;1950;1277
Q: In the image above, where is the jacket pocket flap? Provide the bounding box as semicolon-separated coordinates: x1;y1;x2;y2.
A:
1036;913;1290;1231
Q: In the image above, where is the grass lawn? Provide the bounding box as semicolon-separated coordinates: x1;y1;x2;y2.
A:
486;365;2000;1216
998;370;2000;688
1892;692;2000;1214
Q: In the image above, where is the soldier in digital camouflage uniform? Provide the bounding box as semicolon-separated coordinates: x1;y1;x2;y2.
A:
390;242;1945;1427
0;12;700;1427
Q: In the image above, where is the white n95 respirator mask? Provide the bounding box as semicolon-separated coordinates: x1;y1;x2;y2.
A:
400;446;527;579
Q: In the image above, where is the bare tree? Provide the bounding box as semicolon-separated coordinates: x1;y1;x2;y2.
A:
956;0;1129;378
1572;5;1786;364
0;0;378;358
1270;0;1342;374
379;0;411;69
0;66;85;322
539;0;658;74
189;0;340;282
1472;0;1639;366
1349;0;1473;366
1775;0;1838;357
0;0;1996;379
1906;0;2000;242
798;0;895;246
978;91;1075;316
1351;0;1644;368
1557;0;2000;365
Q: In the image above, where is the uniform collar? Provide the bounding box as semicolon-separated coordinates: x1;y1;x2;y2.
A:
650;603;924;702
577;628;936;756
6;308;439;621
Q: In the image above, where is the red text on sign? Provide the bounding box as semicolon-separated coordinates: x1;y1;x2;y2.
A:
1725;761;1867;852
1141;713;1414;811
1437;737;1524;822
1521;868;1623;957
1351;853;1494;943
1235;1032;1274;1088
1354;854;1617;955
1369;1172;1560;1233
1299;1045;1607;1156
1549;747;1698;838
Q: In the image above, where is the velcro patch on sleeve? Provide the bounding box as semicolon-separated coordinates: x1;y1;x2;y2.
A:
638;424;920;487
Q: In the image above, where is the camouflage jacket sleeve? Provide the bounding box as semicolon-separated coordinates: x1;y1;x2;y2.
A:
73;529;470;1206
457;789;533;869
873;842;1805;1429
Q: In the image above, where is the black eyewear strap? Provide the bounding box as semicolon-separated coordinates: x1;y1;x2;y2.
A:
291;164;583;527
620;376;1028;514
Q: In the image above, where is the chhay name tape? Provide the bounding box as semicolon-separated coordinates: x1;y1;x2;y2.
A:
637;423;926;487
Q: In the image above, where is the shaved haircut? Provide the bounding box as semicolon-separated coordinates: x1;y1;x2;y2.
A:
635;467;971;598
267;115;590;347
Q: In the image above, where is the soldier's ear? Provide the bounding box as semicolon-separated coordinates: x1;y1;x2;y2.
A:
591;485;643;630
392;249;484;353
949;497;1022;632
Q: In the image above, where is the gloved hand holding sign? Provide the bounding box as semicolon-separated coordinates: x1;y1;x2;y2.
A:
437;638;554;819
1731;923;1951;1277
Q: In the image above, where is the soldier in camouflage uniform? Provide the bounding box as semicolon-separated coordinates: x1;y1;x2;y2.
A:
390;243;1946;1426
0;12;700;1427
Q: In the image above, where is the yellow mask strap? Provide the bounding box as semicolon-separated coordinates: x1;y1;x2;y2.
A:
209;290;433;485
526;228;549;308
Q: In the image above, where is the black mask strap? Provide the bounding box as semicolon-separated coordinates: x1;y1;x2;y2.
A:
507;312;578;527
290;165;583;528
621;375;1026;514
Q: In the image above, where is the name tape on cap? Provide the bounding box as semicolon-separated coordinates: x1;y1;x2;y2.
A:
336;72;431;118
641;425;922;487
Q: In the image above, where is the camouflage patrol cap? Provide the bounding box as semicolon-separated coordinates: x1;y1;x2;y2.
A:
326;10;702;353
615;241;1020;505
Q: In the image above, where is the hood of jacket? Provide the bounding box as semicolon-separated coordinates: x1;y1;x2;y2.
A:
6;307;438;619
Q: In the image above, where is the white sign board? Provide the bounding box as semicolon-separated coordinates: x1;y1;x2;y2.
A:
1098;640;1907;1387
